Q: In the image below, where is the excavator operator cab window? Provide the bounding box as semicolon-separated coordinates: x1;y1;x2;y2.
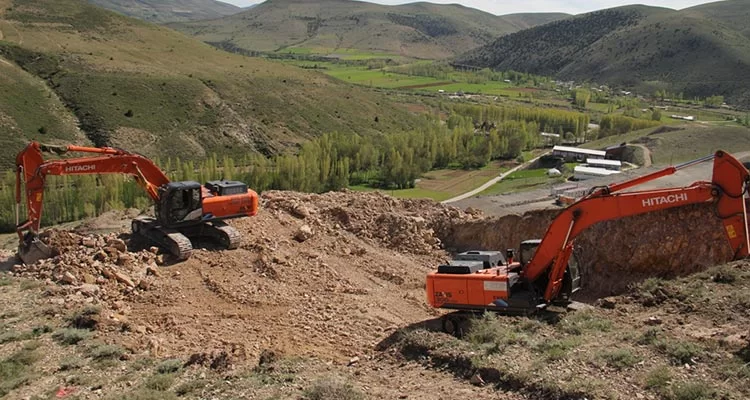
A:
158;181;203;226
520;239;542;266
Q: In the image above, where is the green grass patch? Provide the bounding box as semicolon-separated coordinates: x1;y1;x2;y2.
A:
59;356;85;371
174;379;209;396
0;345;41;396
559;310;613;335
534;337;582;361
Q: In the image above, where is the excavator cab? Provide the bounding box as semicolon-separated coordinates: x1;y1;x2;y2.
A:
156;181;203;226
520;239;581;303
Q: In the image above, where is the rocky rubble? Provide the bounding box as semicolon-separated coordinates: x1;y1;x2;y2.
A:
8;229;162;305
262;190;477;255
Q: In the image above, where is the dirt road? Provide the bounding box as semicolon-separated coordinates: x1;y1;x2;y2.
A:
441;152;549;204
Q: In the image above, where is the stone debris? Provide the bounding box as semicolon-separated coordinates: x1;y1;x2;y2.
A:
10;230;161;305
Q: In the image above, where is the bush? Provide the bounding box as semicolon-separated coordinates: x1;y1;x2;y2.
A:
144;373;175;391
0;330;32;344
600;348;641;370
304;378;364;400
636;327;662;345
671;382;714;400
59;357;85;371
174;379;208;396
156;359;183;374
67;305;101;330
644;365;672;392
52;328;91;345
655;340;703;365
88;343;125;360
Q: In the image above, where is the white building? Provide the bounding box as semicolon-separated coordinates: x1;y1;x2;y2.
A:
552;146;606;162
586;158;622;171
573;166;621;181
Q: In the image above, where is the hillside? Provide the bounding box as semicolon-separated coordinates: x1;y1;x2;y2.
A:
87;0;242;23
457;3;750;107
169;0;568;59
685;0;750;38
0;0;419;168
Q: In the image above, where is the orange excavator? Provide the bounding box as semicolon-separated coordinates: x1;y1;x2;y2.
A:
427;150;750;331
15;141;259;264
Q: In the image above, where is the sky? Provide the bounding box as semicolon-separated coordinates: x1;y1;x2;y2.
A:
220;0;720;15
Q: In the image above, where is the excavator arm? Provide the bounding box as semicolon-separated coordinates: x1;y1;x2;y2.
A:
523;151;750;302
15;142;170;240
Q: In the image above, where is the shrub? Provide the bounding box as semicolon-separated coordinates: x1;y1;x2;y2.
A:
671;382;714;400
52;328;91;345
156;359;183;374
644;365;672;392
655;340;703;365
144;373;174;391
88;343;125;360
67;305;101;330
174;379;208;396
636;327;662;345
304;378;364;400
59;357;85;371
600;348;641;370
0;330;32;344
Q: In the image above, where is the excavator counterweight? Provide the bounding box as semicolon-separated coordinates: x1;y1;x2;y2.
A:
14;141;259;263
427;150;750;320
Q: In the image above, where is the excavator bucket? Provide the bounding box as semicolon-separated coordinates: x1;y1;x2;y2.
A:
18;236;54;265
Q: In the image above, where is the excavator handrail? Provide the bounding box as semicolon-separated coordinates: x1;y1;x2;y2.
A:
520;150;750;301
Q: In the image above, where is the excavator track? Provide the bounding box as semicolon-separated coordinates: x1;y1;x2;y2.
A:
205;221;241;250
132;217;194;260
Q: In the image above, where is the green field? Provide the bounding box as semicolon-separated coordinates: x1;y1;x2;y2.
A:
350;161;509;201
479;168;563;196
284;61;531;95
276;47;401;60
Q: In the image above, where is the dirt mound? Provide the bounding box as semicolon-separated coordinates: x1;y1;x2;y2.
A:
10;229;163;306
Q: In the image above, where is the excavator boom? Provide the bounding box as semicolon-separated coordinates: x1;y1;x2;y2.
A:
427;150;750;314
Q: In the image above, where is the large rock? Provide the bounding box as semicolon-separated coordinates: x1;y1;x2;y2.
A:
294;225;314;242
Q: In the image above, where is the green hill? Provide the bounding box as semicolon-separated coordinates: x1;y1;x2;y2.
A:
684;0;750;38
87;0;242;23
457;3;750;107
0;0;419;168
168;0;568;59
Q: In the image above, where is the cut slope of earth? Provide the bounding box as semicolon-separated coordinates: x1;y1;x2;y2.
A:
0;0;420;168
169;0;568;59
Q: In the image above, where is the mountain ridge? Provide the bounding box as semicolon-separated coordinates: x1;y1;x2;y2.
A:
169;0;569;59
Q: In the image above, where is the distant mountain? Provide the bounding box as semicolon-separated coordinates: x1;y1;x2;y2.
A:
87;0;242;23
456;3;750;106
169;0;569;59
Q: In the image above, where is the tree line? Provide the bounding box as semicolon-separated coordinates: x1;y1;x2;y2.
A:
0;105;620;232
